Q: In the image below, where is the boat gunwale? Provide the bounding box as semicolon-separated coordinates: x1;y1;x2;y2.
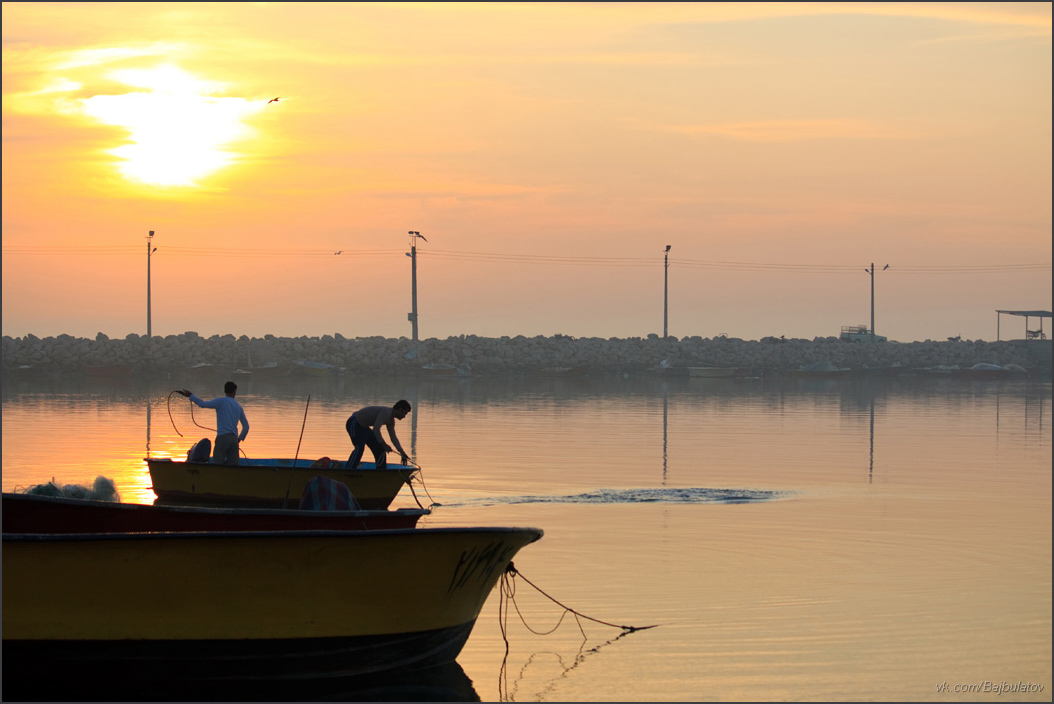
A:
2;491;430;519
3;526;544;543
145;457;417;472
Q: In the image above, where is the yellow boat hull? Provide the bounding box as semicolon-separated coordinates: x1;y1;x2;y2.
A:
147;457;416;509
3;527;542;693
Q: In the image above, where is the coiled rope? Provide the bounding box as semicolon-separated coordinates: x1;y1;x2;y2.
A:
166;390;213;437
165;390;248;459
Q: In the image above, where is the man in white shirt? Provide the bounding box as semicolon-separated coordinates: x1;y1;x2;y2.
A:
179;381;249;464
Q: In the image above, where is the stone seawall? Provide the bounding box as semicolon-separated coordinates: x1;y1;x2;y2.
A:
3;333;1050;375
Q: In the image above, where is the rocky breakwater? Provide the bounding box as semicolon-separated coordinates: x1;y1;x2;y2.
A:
2;332;1047;376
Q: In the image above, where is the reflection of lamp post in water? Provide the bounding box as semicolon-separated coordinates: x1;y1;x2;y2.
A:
662;385;669;484
410;385;419;461
868;394;875;484
146;398;152;459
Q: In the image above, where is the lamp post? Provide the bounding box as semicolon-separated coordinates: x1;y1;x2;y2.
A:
146;231;156;338
407;231;427;343
663;245;671;338
865;262;889;342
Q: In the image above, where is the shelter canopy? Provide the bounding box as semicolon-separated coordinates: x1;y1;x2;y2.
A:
995;310;1051;341
995;310;1052;318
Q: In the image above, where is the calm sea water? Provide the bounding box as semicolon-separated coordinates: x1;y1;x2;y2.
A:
2;371;1051;702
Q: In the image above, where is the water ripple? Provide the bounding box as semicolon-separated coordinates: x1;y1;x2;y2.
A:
442;487;786;507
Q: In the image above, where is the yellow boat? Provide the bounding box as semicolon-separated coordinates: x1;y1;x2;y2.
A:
146;456;417;509
3;526;542;698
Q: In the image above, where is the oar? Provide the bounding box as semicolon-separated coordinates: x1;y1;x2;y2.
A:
283;395;311;509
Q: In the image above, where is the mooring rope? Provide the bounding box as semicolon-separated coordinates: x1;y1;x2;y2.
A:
407;480;426;510
405;461;438;509
499;562;657;635
497;562;656;701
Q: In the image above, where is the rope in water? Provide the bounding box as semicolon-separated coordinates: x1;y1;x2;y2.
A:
405;461;438;509
499;562;657;636
497;562;656;700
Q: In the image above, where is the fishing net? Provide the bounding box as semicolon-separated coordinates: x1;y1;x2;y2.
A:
23;475;120;502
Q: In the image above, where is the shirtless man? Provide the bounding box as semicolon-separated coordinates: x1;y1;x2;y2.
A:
345;400;411;469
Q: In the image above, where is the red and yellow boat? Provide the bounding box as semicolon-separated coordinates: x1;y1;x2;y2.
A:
2;491;429;533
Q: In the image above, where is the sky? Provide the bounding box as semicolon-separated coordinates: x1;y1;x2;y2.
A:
2;2;1051;343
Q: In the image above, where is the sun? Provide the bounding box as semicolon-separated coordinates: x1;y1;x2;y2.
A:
80;65;266;187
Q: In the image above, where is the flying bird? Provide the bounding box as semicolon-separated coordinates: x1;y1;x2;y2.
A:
883;264;890;270
334;251;342;255
267;97;280;104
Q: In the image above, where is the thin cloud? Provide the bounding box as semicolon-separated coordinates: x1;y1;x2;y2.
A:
54;43;181;70
649;118;931;142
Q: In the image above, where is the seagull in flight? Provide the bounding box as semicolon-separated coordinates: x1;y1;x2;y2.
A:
267;97;280;104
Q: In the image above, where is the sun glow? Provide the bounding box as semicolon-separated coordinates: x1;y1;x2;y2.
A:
80;65;266;187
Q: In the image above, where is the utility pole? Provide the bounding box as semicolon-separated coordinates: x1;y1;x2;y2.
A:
146;231;156;338
663;245;671;338
865;262;889;342
407;231;427;343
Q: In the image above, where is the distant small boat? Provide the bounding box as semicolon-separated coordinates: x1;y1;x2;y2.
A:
536;365;591;376
688;366;738;379
648;362;689;378
244;360;282;377
853;365;905;378
84;364;133;377
919;364;959;376
185;362;226;377
788;361;850;379
421;363;471;377
232;361;287;377
954;363;1027;380
292;358;341;376
422;363;457;375
2;364;50;377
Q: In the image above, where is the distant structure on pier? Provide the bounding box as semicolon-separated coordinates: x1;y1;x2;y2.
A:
995;309;1051;341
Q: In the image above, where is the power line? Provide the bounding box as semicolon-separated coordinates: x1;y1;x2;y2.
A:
2;244;1049;273
1;246;402;258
